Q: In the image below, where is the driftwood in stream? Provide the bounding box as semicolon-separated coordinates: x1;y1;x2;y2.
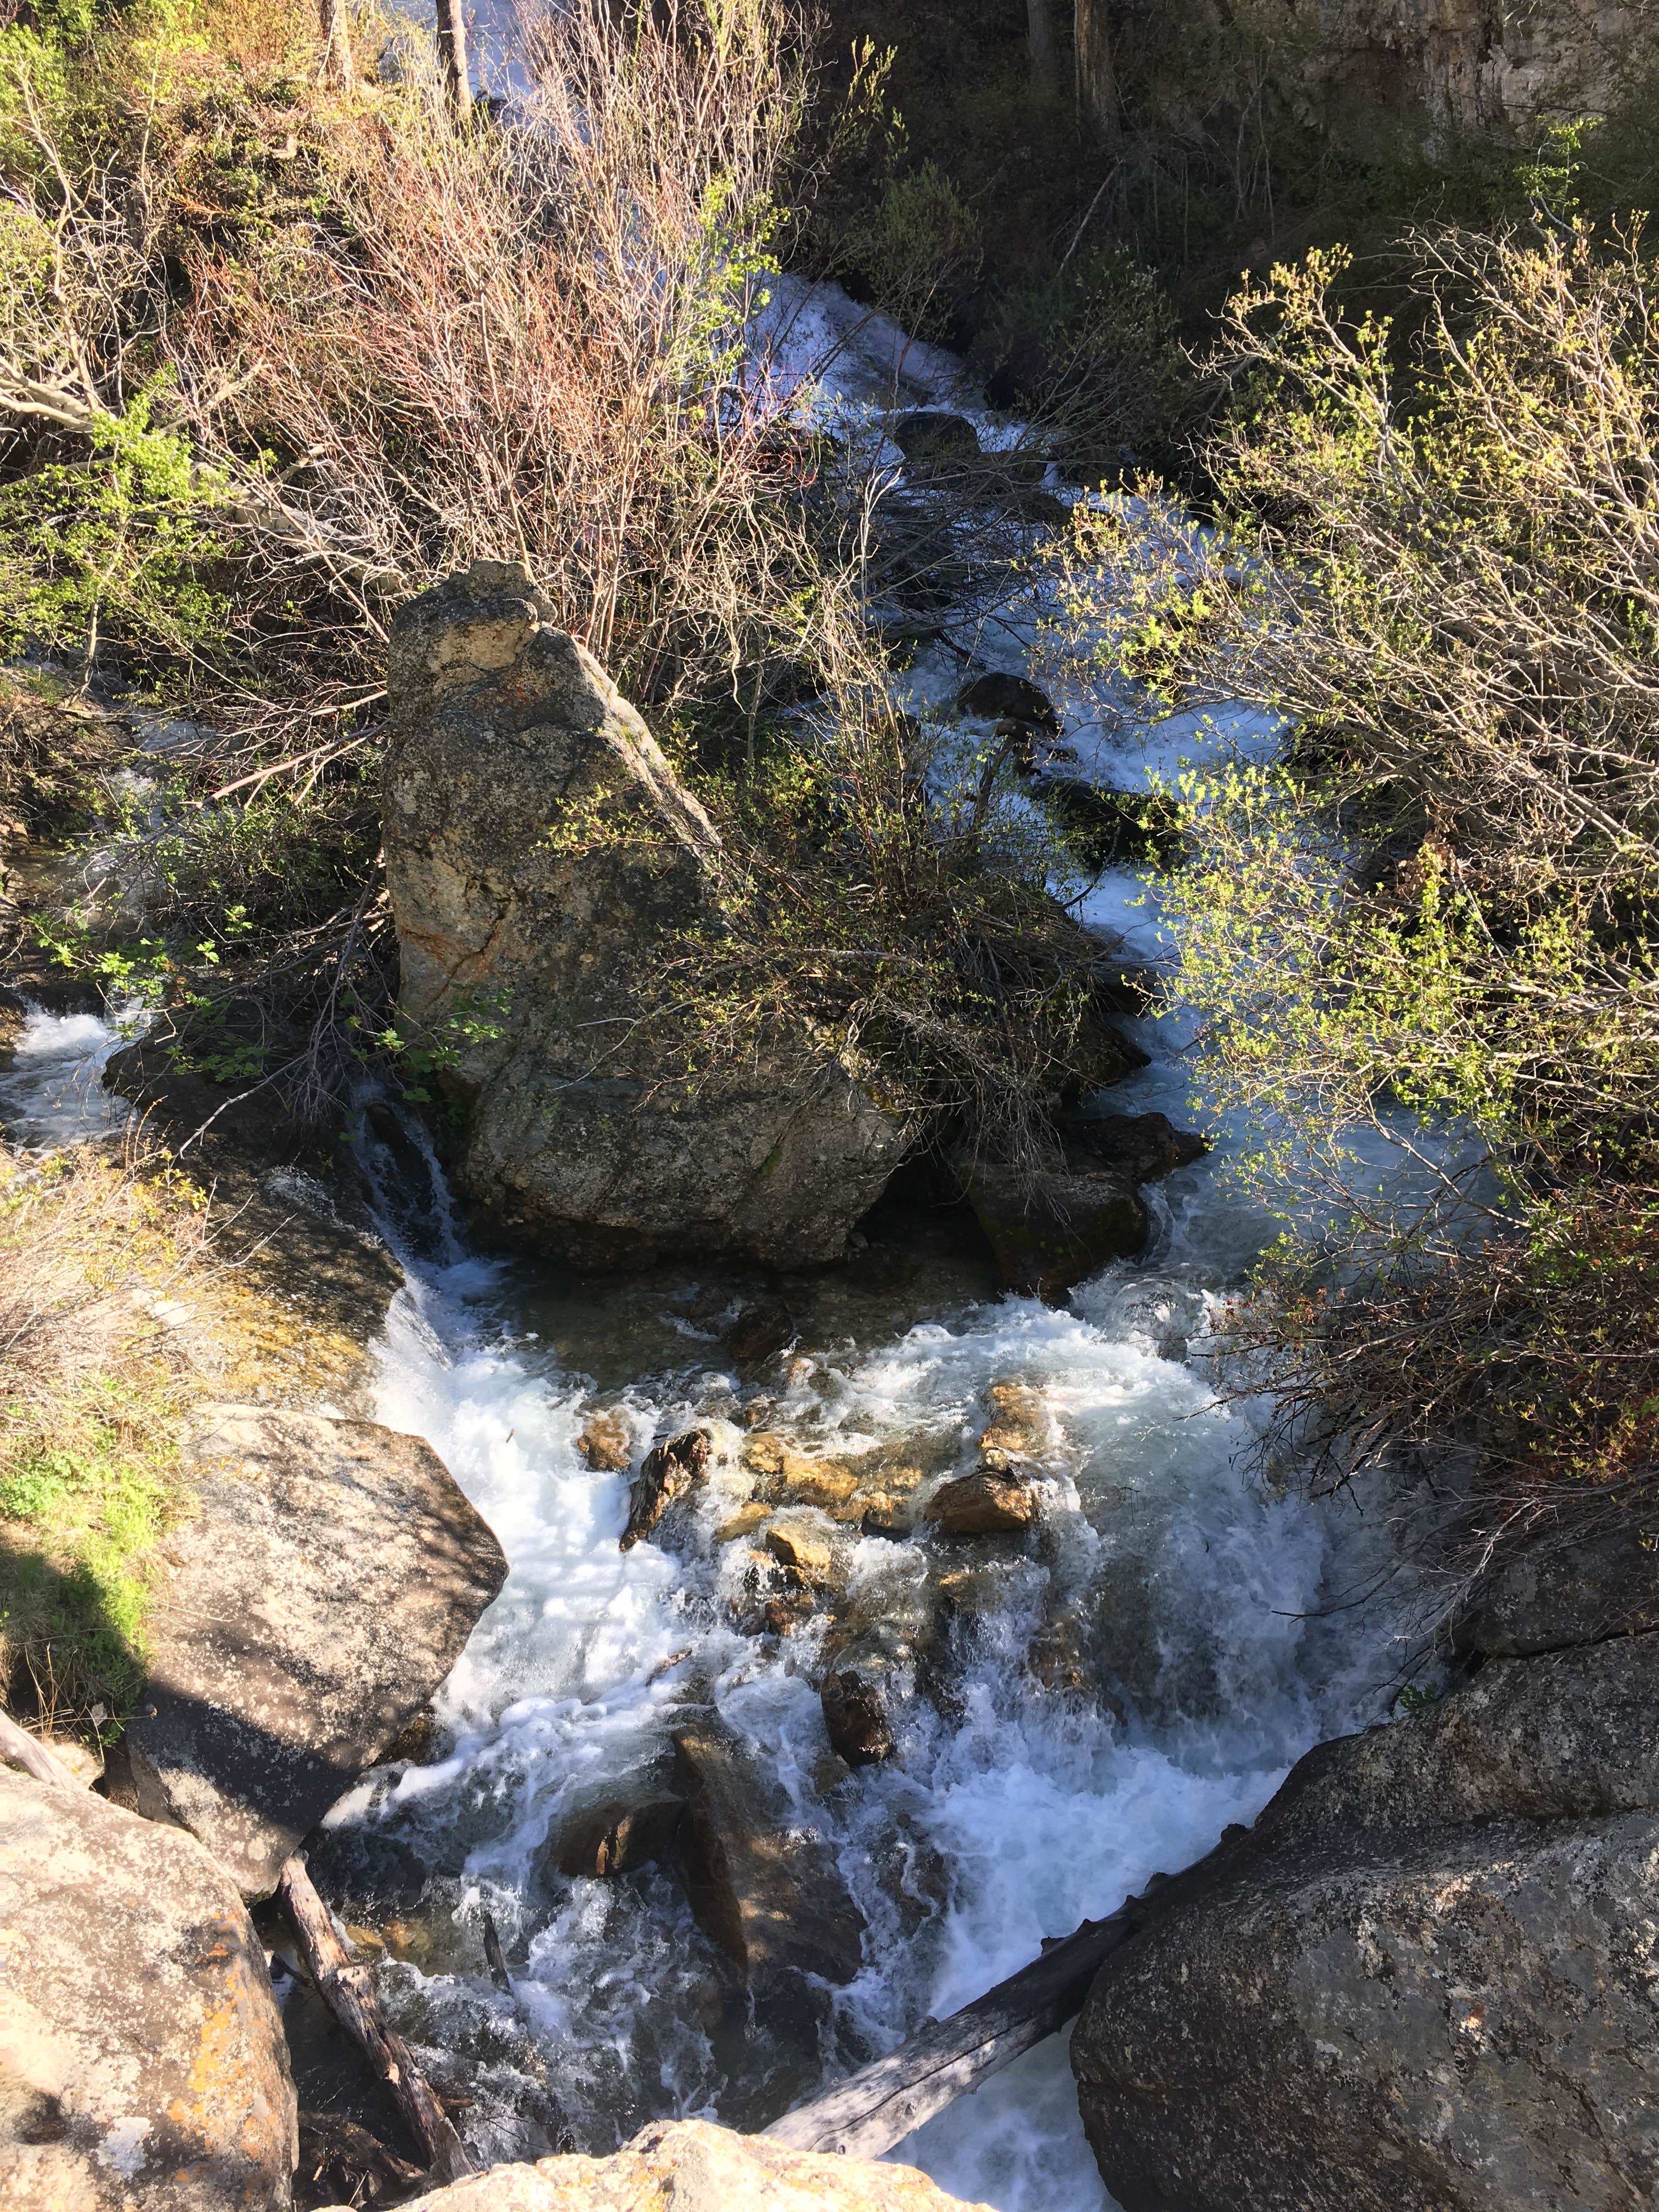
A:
765;1897;1144;2158
277;1852;475;2185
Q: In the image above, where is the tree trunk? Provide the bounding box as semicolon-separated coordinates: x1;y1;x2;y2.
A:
763;1900;1143;2158
435;0;470;115
1028;0;1060;100
318;0;355;91
278;1854;474;2185
1075;0;1121;147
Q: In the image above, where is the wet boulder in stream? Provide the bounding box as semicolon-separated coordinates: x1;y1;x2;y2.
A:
963;1155;1149;1300
672;1712;867;2006
383;561;907;1268
619;1428;710;1550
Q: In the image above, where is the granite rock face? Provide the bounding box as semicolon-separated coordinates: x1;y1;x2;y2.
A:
0;1768;297;2212
1071;1629;1659;2211
397;2117;993;2212
383;561;907;1268
125;1405;507;1897
1452;1511;1659;1657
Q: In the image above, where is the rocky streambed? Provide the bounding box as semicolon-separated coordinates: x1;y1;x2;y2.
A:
7;279;1658;2212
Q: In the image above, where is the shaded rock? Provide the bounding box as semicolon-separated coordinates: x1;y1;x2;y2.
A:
893;411;983;473
925;1470;1040;1536
821;1628;918;1767
1072;1630;1659;2212
1040;778;1184;872
619;1428;710;1550
722;1294;798;1369
383;561;906;1268
577;1408;632;1473
962;1157;1148;1299
0;1767;297;2212
1062;1108;1207;1185
672;1715;867;1994
125;1406;507;1898
1451;1511;1659;1657
955;670;1060;733
397;2115;992;2212
554;1790;685;1880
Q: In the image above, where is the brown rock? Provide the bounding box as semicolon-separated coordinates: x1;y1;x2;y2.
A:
1062;1109;1207;1185
821;1664;898;1767
672;1717;867;1991
577;1408;632;1472
925;1470;1040;1536
619;1429;710;1550
396;2116;993;2212
978;1379;1052;1470
123;1405;508;1898
554;1791;685;1879
0;1768;297;2212
765;1514;838;1587
714;1500;774;1543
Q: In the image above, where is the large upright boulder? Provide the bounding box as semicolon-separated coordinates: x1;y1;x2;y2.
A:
1071;1629;1659;2211
383;561;906;1267
125;1406;507;1897
0;1767;297;2212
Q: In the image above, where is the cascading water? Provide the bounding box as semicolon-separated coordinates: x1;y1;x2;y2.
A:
314;906;1415;2210
0;281;1423;2212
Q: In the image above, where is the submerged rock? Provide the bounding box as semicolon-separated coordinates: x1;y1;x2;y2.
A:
553;1786;686;1880
963;1156;1149;1299
396;2116;992;2211
672;1713;867;1999
1072;1630;1659;2211
383;561;907;1267
123;1404;507;1897
619;1428;710;1550
0;1768;297;2212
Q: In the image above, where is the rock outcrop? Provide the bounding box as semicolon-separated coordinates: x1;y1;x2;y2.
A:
1451;1510;1659;1657
383;561;907;1268
396;2117;992;2212
0;1767;297;2212
1071;1624;1659;2211
125;1405;507;1897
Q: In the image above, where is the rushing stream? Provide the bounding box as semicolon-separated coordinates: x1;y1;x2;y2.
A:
0;283;1423;2212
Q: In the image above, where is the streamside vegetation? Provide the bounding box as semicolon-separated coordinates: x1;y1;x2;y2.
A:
1049;222;1659;1554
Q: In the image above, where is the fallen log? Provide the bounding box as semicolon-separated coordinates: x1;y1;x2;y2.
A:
0;1709;81;1789
764;1895;1146;2158
277;1852;474;2185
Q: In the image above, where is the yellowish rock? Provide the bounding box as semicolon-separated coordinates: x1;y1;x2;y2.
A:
978;1379;1051;1469
766;1514;837;1585
743;1430;787;1476
400;2114;993;2211
714;1500;774;1543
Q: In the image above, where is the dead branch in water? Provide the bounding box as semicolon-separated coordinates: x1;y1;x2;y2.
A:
277;1852;474;2185
764;1895;1145;2158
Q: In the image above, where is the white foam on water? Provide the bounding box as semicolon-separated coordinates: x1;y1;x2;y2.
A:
0;1001;136;1148
329;1028;1417;2205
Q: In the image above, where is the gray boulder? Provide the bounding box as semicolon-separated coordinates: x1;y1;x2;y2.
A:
1452;1511;1659;1657
0;1767;297;2212
383;561;907;1268
1071;1631;1659;2211
125;1405;507;1897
